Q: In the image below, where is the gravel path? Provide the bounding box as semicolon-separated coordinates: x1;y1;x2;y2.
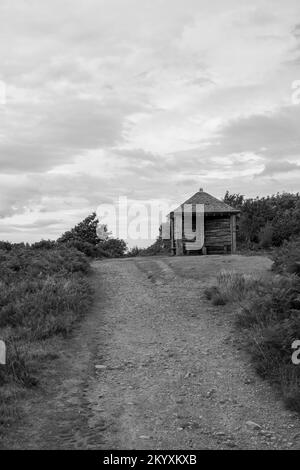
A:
4;255;300;449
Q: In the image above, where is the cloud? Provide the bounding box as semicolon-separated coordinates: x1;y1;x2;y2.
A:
256;160;300;177
1;0;300;243
219;105;300;156
0;95;146;173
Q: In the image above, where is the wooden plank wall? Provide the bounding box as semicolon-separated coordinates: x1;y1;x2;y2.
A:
204;216;232;254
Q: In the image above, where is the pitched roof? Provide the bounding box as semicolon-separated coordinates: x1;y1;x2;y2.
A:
170;190;240;214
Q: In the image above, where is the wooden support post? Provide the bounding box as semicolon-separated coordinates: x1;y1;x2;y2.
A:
170;216;176;255
231;215;237;254
176;240;184;256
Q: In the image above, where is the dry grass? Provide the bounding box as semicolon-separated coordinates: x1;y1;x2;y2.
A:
204;270;261;305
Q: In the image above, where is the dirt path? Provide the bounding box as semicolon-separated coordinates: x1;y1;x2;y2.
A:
3;255;300;449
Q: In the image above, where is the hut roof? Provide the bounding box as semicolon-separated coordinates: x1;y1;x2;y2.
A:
170;189;240;215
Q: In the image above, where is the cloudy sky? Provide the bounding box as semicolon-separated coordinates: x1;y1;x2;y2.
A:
0;0;300;245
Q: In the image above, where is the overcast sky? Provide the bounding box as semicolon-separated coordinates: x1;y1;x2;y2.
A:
0;0;300;244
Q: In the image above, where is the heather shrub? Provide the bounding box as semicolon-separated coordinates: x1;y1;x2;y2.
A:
31;240;56;250
98;238;127;257
0;244;94;427
236;275;299;328
206;266;300;412
272;237;300;275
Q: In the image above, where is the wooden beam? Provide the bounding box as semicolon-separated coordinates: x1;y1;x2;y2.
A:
231;214;237;253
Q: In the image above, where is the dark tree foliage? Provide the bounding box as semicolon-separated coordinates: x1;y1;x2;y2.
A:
223;191;245;209
273;237;300;275
31;240;56;250
57;212;100;246
133;237;171;257
224;191;300;248
56;212;127;258
98;238;127;258
127;246;140;257
0;241;13;251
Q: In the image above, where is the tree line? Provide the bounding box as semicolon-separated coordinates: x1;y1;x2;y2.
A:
224;191;300;249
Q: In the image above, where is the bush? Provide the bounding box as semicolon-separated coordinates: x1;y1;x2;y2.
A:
57;213;127;258
57;212;100;247
236;275;299;328
127;246;141;257
205;268;300;412
137;238;171;257
98;238;127;258
258;222;274;249
0;244;94;426
223;191;300;248
62;239;99;257
273;237;300;275
0;241;13;251
31;240;56;250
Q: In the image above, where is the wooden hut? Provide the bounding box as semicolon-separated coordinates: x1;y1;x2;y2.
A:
168;188;240;256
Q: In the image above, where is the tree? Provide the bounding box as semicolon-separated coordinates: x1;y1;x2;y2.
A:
223;191;244;209
223;191;300;248
57;212;128;258
31;240;56;250
258;222;274;248
127;246;140;257
57;212;100;246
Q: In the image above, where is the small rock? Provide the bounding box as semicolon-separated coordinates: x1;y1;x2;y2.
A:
246;421;262;431
139;435;150;439
226;441;237;448
244;378;254;385
260;431;273;438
